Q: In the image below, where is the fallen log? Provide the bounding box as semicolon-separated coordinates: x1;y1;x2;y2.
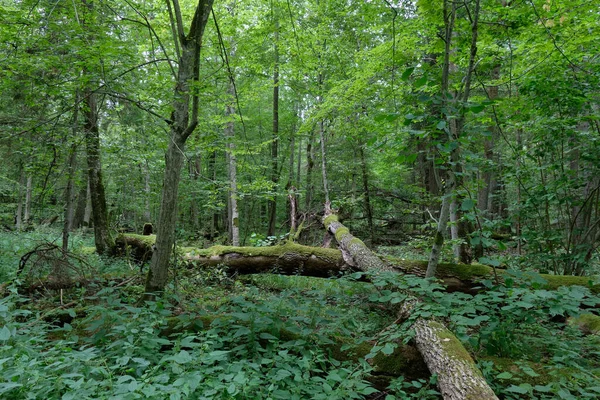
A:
184;241;348;277
114;234;600;294
322;212;499;400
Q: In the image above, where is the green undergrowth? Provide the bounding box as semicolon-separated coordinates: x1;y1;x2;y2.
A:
2;230;600;399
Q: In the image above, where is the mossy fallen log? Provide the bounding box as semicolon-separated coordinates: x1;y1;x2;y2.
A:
114;234;600;295
323;213;499;400
184;241;348;277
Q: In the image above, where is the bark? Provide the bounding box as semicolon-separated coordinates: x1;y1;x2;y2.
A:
305;130;315;211
144;159;152;222
186;241;347;277
323;211;498;400
84;88;114;254
319;120;330;205
72;177;88;230
16;168;24;231
83;181;92;227
404;318;499;400
63;91;80;251
226;95;240;246
24;175;32;226
358;145;374;244
427;192;452;278
62;144;78;252
322;213;395;273
267;20;280;237
119;233;600;295
144;0;214;296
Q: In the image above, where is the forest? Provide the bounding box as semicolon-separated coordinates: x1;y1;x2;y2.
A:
1;0;599;398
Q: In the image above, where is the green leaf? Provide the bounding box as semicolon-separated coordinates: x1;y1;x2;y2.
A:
381;343;395;355
496;372;513;379
507;384;531;394
0;326;10;341
461;198;474;211
401;67;414;81
415;75;427;88
436;120;447;130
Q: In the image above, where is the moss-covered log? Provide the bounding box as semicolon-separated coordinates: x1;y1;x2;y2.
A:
322;213;498;400
184;241;348;277
411;319;498;399
323;214;396;274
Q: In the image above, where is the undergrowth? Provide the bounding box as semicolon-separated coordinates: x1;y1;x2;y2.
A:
1;229;600;399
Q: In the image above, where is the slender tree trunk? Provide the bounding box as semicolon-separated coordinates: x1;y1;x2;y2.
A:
63;145;78;251
83;182;92;227
478;65;500;217
144;159;152;222
226;82;240;246
72;178;88;230
267;21;280;237
145;0;214;296
24;175;32;226
450;198;460;260
305;131;315;211
318;119;330;205
358;145;374;243
427;0;480;276
16;168;24;231
84;88;113;254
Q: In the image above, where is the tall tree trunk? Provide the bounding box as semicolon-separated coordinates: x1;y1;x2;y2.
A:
318;119;330;205
15;168;24;231
145;0;214;296
84;88;113;254
226;82;240;246
63;144;78;251
83;182;92;227
305;130;315;211
63;92;80;251
427;0;480;276
267;21;280;237
358;145;374;243
24;175;32;226
478;64;500;217
144;159;152;222
72;177;88;230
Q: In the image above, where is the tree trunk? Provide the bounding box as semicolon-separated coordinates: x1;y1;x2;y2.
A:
427;190;452;278
84;88;113;254
358;145;374;244
16;168;24;231
62;147;77;251
323;211;498;400
267;20;280;237
305;131;315;211
144;159;152;222
226;82;240;246
144;0;214;296
24;175;32;226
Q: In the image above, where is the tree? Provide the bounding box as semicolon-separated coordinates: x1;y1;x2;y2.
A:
145;0;215;296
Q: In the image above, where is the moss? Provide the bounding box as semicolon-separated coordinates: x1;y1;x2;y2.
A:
349;237;365;247
186;241;341;261
334;227;350;242
323;214;339;226
540;274;600;294
120;233;156;246
569;313;600;334
437;262;493;281
432;320;474;362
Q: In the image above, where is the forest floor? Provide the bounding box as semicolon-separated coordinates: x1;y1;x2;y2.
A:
1;227;600;399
